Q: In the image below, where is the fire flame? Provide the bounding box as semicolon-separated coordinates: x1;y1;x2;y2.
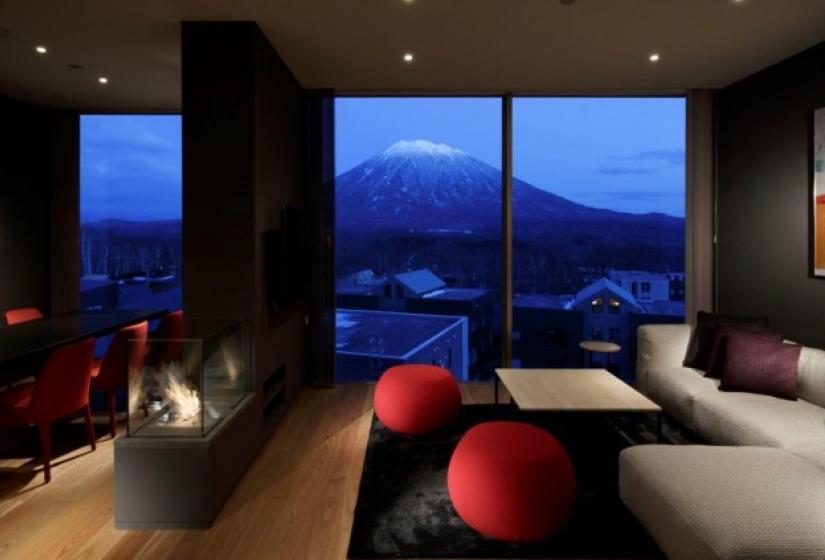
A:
128;367;145;413
220;340;241;384
164;363;201;421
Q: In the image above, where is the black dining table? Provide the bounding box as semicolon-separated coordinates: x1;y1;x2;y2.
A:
0;309;167;381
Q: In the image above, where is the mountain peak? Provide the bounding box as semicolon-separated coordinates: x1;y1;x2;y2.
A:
383;140;465;158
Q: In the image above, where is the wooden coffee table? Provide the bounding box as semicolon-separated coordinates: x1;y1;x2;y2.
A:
495;368;663;441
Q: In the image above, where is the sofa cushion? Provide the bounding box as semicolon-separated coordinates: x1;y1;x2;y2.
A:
797;346;825;410
693;390;825;448
620;445;825;560
788;442;825;473
636;323;694;395
646;366;719;430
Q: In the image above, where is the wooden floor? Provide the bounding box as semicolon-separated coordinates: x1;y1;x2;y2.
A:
0;383;501;560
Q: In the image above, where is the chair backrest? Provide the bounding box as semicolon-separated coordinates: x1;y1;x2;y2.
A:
5;307;43;326
160;310;183;363
96;321;149;391
32;338;95;421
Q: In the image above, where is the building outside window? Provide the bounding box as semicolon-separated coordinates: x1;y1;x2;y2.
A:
513;98;686;379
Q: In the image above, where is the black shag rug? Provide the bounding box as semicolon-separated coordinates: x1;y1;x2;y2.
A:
348;405;666;559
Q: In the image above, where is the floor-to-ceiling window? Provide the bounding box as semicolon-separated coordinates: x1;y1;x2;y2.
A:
334;98;502;382
332;96;685;383
79;115;182;311
512;98;686;379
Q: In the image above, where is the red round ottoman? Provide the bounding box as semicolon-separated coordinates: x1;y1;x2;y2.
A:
374;364;461;434
447;421;576;542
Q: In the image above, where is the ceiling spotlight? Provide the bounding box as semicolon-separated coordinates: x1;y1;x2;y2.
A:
402;0;415;3
649;53;660;62
403;52;414;63
98;76;109;84
35;45;47;54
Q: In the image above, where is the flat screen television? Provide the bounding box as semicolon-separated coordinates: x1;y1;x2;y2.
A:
265;206;306;315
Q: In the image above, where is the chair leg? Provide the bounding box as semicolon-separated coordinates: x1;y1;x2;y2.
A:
107;390;116;439
84;405;97;451
37;422;51;483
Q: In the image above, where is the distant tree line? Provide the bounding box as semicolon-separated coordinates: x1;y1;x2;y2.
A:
80;223;182;279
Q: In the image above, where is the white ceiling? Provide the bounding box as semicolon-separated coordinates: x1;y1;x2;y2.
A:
1;0;825;110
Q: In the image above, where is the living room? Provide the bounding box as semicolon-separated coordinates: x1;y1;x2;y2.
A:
1;1;824;559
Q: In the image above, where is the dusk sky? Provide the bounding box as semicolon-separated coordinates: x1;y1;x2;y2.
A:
79;99;685;222
80;115;181;223
336;97;685;217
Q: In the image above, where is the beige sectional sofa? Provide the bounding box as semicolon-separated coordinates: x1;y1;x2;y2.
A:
619;324;825;559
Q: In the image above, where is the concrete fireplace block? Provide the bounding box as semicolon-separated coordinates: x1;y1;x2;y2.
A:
114;394;259;529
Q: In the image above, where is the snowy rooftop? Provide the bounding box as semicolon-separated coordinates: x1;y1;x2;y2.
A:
394;269;446;295
573;278;643;311
335;310;463;358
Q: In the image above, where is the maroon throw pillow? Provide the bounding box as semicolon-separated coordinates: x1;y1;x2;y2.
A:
720;333;802;400
705;324;782;379
683;311;769;370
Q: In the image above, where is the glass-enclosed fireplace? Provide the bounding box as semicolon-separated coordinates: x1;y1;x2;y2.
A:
127;319;251;438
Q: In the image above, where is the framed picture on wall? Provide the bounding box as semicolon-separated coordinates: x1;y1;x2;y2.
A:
813;107;825;278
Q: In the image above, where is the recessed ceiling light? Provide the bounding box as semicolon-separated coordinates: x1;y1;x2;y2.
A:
35;45;47;54
402;0;415;4
403;52;414;63
649;53;660;62
98;76;109;84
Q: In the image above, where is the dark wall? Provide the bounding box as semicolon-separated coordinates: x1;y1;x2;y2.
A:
717;41;825;347
182;22;305;444
0;95;51;315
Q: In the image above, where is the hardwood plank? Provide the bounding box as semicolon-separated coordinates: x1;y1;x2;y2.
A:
0;382;518;560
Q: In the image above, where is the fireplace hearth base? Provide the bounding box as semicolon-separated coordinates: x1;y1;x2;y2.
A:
114;394;258;529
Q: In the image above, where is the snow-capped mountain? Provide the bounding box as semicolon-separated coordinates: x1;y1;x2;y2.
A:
335;139;683;249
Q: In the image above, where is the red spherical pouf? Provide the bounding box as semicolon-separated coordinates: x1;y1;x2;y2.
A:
374;364;462;435
447;421;576;542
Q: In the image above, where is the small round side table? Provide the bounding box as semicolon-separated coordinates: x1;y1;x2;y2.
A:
579;340;621;374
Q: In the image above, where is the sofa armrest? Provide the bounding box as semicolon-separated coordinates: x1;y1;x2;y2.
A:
636;324;693;394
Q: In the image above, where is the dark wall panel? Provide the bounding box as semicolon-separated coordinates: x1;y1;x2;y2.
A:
0;95;51;315
182;23;257;323
182;22;305;447
717;41;825;347
49;112;80;313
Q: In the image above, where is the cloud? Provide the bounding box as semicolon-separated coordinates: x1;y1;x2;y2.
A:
80;115;181;222
597;166;655;176
609;148;686;167
594;189;684;201
636;149;685;165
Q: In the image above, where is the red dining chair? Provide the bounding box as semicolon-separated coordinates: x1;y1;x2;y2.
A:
0;338;96;483
4;307;43;326
147;310;184;369
91;321;148;439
